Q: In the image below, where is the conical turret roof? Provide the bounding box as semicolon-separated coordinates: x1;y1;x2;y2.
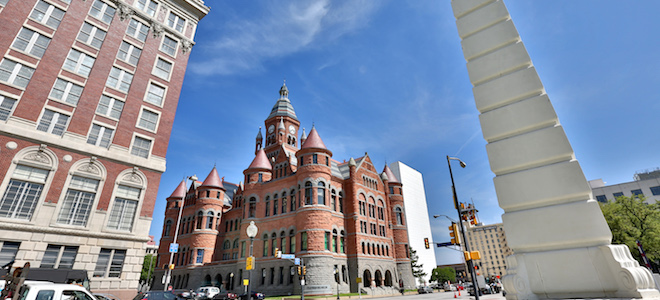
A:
382;165;400;183
168;180;187;199
301;127;327;150
247;149;272;170
201;166;223;188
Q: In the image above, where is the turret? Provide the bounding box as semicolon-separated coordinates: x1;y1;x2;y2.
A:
244;148;272;183
255;127;263;154
296;126;332;171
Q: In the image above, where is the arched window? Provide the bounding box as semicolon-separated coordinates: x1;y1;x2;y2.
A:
57;159;105;226
273;194;278;215
223;240;231;250
217;213;222;230
196;211;203;229
265;196;270;217
375;270;382;287
317;182;325;205
207;211;214;229
280;231;286;254
385;270;393;286
289;230;296;253
395;207;404;225
304;182;312;205
363;270;372;288
248;197;256;218
377;200;385;220
338;191;343;213
340;231;345;253
233;239;239;249
301;232;308;251
332;229;338;252
164;220;172;236
271;233;277;256
290;189;296;211
362;242;365;254
107;168;146;232
262;234;269;257
331;189;337;211
281;192;287;214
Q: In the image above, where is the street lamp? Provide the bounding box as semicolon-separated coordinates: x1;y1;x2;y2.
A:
433;214;457;223
334;266;340;300
164;175;197;291
447;155;480;300
246;221;258;300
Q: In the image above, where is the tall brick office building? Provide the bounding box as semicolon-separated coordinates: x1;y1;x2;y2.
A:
0;0;208;298
155;84;415;296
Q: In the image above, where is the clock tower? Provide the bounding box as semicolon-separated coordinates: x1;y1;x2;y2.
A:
263;83;301;168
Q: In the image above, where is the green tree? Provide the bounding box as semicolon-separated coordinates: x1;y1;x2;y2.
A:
410;247;427;283
141;254;157;284
430;267;456;284
599;195;660;270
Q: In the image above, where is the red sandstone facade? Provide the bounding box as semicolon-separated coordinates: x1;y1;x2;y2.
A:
155;84;415;296
0;0;208;298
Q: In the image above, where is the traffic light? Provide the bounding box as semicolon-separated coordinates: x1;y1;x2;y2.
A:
302;266;307;275
297;266;301;275
424;238;430;249
470;251;481;260
448;223;461;245
274;248;280;258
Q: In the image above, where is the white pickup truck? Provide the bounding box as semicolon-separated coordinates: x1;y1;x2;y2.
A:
15;283;96;300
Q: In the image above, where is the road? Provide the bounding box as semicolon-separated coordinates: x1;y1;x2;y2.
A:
370;291;506;300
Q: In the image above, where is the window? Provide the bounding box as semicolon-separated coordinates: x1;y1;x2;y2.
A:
0;165;49;220
240;241;245;258
41;245;78;269
338;192;343;213
117;41;141;65
30;0;65;29
340;231;345;253
248;197;256;218
96;95;124;119
63;49;95;77
206;212;213;229
161;36;178;56
595;195;607;203
290;190;296;211
57;176;99;226
631;189;644;197
272;195;278;216
89;0;115;24
196;249;204;263
86;124;113;148
13;27;51;58
651;186;660;196
262;234;268;257
135;0;157;16
107;185;140;231
0;241;20;266
313;154;318;164
77;23;106;49
153;58;172;80
144;82;167;105
332;230;337;252
131;136;151;158
50;79;83;106
137;108;159;132
93;248;125;277
300;232;307;251
289;230;295;254
271;233;277;256
395;207;404;225
0;59;35;88
317;182;325;205
106;67;133;93
167;12;185;32
304;182;312;205
127;19;149;42
164;220;172;236
613;192;624;199
37;109;69;136
0;95;17;121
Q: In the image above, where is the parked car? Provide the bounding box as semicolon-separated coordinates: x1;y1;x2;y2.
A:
133;291;182;300
196;287;220;299
94;293;120;300
238;291;264;300
15;283;95;300
211;290;237;300
417;286;434;294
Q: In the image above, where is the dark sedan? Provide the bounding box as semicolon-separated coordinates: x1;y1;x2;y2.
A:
133;291;182;300
237;291;264;300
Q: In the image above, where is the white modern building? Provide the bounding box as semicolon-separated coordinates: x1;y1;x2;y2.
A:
590;169;660;204
389;161;436;286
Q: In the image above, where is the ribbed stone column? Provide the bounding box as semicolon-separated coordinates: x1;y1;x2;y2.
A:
450;1;660;299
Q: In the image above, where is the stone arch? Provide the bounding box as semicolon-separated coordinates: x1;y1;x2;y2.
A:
385;270;393;286
363;269;372;288
375;270;383;287
204;274;212;286
215;274;222;287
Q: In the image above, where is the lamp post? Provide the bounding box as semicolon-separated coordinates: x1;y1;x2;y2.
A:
447;155;480;300
164;175;197;291
246;221;258;300
334;266;340;300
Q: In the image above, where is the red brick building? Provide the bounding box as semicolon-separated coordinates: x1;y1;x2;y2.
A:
155;84;415;296
0;0;208;298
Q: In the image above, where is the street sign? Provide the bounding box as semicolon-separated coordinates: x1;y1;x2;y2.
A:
294;258;300;265
281;254;295;259
356;277;362;283
169;243;179;253
246;256;254;270
436;242;453;247
243;279;249;286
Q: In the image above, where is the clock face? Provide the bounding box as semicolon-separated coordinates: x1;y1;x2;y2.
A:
289;125;296;134
268;125;275;133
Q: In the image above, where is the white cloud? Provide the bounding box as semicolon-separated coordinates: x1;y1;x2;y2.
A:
190;0;381;75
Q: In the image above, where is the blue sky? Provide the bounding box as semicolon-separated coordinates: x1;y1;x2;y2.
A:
149;0;660;266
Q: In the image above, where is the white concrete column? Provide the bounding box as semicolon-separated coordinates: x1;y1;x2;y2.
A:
450;0;660;299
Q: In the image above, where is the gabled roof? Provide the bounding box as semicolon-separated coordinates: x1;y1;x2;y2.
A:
382;165;400;183
247;149;272;170
168;180;187;199
201;166;223;188
301;127;327;150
